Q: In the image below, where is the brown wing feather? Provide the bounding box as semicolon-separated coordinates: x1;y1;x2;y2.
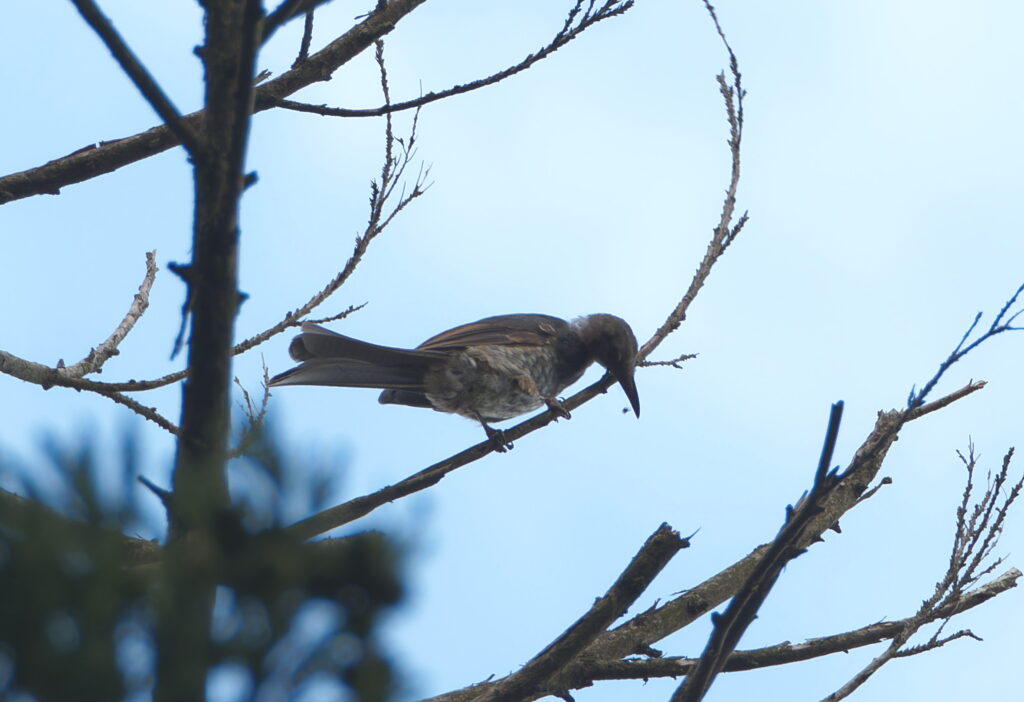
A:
415;314;569;351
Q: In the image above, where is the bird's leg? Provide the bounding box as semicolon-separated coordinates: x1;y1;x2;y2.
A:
513;375;571;420
475;414;513;453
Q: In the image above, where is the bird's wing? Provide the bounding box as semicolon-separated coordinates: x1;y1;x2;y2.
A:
415;314;569;351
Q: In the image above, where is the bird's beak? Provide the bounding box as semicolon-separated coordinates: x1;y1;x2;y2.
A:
611;363;640;418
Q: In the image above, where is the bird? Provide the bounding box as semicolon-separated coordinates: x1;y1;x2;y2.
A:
268;313;640;451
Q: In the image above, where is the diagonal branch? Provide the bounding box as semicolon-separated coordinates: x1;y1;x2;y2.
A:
69;0;203;157
672;402;846;702
471;524;687;702
908;280;1024;409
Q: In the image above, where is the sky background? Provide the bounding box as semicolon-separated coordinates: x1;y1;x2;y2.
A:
2;1;1023;700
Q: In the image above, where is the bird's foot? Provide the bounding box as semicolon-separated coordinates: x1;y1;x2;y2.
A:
544;397;571;420
481;423;514;453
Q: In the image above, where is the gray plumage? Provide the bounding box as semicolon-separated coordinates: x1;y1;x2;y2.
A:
269;313;640;448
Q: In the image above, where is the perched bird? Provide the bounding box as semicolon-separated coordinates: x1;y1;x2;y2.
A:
269;313;640;451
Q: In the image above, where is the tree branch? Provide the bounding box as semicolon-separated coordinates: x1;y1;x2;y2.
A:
56;250;158;379
471;524;687;702
672;402;846;702
69;0;203;156
823;446;1024;701
263;0;333;47
575;568;1020;682
273;1;635;118
0;0;429;205
638;2;746;363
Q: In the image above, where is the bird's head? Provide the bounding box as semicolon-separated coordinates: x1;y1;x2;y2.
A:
576;314;640;417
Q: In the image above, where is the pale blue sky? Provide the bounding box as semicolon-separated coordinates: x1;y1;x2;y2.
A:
2;2;1023;701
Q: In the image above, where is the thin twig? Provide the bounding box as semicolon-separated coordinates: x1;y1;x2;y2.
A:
908;282;1024;409
227;366;272;458
822;447;1022;701
263;0;332;47
638;353;698;369
638;2;746;363
274;1;634;118
292;8;316;67
104;390;180;435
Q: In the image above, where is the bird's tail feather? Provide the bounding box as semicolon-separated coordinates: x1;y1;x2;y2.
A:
268;358;427;389
269;323;440;389
287;322;444;366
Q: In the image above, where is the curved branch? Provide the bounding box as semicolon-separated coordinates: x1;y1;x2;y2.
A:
639;21;746;362
58;250;158;379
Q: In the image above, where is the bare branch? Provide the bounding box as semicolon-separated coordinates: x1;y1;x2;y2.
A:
291;8;316;68
232;42;431;353
273;1;635;118
823;447;1023;701
471;524;687;702
672;402;846;702
638;352;698;369
892;629;982;658
0;255;180;439
574;568;1019;683
102;391;181;435
0;0;429;205
422;419;1018;702
0;79;427;399
908;282;1024;409
57;250;158;379
264;0;333;47
906;380;986;420
638;5;746;363
227;366;272;459
69;0;203;156
281;2;756;538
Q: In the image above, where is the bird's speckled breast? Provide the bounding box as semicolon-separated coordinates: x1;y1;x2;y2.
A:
424;342;588;422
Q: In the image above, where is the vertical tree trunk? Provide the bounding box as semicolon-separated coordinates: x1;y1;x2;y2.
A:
155;3;262;700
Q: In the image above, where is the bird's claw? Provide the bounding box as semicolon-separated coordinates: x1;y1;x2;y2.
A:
544;397;571;420
482;424;514;453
